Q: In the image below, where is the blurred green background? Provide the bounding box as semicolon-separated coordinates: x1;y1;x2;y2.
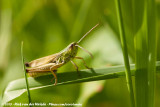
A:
0;0;160;107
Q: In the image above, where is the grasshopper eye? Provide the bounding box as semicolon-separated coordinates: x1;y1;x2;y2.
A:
71;44;74;47
70;44;74;48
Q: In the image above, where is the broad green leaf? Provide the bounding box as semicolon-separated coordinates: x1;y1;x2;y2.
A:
2;61;160;105
2;64;135;105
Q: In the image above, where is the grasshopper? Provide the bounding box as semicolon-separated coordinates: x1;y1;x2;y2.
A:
25;23;99;85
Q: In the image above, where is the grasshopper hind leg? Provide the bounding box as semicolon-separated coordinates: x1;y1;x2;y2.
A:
50;70;57;85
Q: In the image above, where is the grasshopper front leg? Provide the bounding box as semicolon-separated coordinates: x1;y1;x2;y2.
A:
70;60;80;76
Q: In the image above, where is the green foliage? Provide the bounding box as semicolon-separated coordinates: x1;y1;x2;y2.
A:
0;0;160;107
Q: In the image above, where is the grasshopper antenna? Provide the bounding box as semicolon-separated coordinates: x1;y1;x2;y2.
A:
77;23;99;44
75;44;93;58
76;23;100;58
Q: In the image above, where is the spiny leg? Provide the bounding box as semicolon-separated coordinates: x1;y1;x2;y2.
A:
50;70;57;85
74;56;91;69
70;60;80;76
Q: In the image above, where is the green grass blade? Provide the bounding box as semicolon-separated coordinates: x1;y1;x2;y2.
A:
2;61;160;104
21;41;32;106
115;0;135;107
134;14;148;107
134;0;157;107
147;0;157;106
2;64;134;104
132;0;148;106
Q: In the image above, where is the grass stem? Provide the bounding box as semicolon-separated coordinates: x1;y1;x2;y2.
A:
115;0;135;107
21;41;32;106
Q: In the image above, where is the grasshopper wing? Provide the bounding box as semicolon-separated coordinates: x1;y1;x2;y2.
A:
26;63;63;72
25;53;59;67
26;62;64;77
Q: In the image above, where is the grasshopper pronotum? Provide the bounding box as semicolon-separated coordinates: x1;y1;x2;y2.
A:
25;23;99;85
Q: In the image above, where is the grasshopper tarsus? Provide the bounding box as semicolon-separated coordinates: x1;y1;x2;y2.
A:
76;68;81;77
74;66;82;77
77;71;82;77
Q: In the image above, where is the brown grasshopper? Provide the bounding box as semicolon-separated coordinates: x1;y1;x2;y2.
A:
25;23;99;85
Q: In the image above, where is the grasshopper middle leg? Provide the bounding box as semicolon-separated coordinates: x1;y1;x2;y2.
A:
74;56;91;69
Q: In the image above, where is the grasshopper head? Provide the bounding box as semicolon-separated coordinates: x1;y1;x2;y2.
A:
69;42;77;50
68;42;78;55
61;42;78;62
